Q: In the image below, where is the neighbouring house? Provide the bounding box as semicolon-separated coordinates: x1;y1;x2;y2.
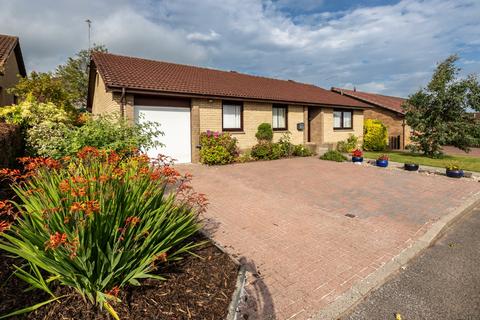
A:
87;52;369;163
331;87;411;150
0;34;26;107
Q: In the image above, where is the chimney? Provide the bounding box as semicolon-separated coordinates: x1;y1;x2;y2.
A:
353;86;356;92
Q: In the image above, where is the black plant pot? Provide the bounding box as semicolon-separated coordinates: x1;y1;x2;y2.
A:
404;163;419;171
446;169;464;178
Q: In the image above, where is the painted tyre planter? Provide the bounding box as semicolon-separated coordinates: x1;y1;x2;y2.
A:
404;163;419;171
352;156;363;163
376;159;389;167
446;169;464;178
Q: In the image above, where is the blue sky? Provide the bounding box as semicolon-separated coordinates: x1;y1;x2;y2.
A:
0;0;479;97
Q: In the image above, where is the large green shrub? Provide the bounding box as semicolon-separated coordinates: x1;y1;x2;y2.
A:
320;150;347;162
337;134;359;153
0;148;204;318
199;131;238;165
255;123;273;142
363;119;388;151
250;141;274;160
59;114;162;157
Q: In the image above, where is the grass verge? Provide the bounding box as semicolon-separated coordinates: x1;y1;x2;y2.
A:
363;151;480;172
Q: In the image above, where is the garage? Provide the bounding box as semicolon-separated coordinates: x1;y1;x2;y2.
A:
134;96;191;163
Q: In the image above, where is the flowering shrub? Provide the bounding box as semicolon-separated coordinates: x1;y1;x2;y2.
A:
0;147;205;318
363;119;388;151
377;154;390;161
276;132;295;157
352;149;363;157
199;131;238;165
337;134;359;153
293;144;313;157
446;161;461;170
27;113;162;159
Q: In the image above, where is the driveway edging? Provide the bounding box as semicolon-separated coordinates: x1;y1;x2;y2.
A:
311;192;480;320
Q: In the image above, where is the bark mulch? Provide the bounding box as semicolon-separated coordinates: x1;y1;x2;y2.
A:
0;240;239;320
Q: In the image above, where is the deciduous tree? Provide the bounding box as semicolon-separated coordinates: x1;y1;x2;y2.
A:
404;55;480;156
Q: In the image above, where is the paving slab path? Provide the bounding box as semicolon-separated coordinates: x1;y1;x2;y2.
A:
180;157;480;319
345;207;480;320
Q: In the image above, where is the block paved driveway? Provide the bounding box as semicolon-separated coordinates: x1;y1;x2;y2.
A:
181;157;480;320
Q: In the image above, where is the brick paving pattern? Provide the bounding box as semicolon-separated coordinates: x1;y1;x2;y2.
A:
180;157;480;319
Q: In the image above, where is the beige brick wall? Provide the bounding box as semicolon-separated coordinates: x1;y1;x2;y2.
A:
92;72;134;118
364;107;410;149
194;98;305;150
0;53;21;106
321;108;364;147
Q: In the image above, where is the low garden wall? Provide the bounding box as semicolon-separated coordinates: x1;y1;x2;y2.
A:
0;122;23;168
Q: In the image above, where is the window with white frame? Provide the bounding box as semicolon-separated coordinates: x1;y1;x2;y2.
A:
272;104;287;130
333;109;353;129
222;101;243;131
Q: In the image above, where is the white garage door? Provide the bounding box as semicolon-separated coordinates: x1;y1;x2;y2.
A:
135;106;191;163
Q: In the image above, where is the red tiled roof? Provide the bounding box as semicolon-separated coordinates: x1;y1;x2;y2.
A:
0;34;26;77
331;87;406;115
91;52;369;108
0;34;18;70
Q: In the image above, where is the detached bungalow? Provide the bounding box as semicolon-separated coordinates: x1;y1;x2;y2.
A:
331;87;411;150
87;52;369;163
0;34;26;107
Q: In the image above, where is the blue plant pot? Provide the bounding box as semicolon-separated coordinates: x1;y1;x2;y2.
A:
352;156;363;163
446;169;464;178
376;159;389;167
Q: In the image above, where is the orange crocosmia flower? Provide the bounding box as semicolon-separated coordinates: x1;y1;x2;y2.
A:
113;168;125;177
139;167;149;175
71;176;87;185
77;187;87;197
106;286;120;298
99;175;109;183
107;152;120;164
70;202;83;212
77;146;100;159
125;216;141;227
155;252;168;263
84;200;100;215
45;232;68;250
0;221;11;233
59;180;70;192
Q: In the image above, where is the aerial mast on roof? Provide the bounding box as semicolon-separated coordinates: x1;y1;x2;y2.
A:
85;19;92;52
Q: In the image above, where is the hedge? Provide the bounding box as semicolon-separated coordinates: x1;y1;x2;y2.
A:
0;122;23;168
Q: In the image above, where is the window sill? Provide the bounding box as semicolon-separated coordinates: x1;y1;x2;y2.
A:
333;128;353;131
273;129;289;132
223;130;245;134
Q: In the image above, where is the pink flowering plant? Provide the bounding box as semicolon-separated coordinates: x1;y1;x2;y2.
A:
0;147;206;319
199;130;238;165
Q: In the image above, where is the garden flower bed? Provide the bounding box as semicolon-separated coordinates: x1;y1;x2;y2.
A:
0;239;238;319
0;147;240;319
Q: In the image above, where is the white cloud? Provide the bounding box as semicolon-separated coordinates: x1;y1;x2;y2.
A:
0;0;479;96
187;30;220;42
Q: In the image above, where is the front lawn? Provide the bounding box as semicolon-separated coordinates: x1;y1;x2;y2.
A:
363;151;480;172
